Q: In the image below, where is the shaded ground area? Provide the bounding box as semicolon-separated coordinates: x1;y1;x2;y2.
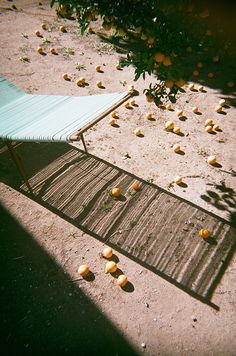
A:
0;203;138;355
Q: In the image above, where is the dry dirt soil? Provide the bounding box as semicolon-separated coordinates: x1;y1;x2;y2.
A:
0;1;236;355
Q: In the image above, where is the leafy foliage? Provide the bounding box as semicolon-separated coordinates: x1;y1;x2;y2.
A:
51;0;236;104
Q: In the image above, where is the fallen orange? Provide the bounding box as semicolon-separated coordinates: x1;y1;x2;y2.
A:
117;275;128;287
102;247;113;259
35;30;41;37
174;176;183;185
205;119;213;126
207;156;216;165
176;110;183;117
214;105;222;113
199;229;210;238
78;265;90;277
105;261;117;273
134;128;142;136
173;127;181;134
173;144;181;152
109;118;117;126
205;125;213;133
132;182;140;191
111;111;117;118
165;121;174;130
146;113;153;120
111;187;121;197
37;47;44;54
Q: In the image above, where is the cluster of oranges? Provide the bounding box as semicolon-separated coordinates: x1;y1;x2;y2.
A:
62;63;123;88
78;247;128;287
35;24;66;55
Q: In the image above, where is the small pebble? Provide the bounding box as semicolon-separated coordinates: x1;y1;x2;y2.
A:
192;315;197;322
141;343;146;349
144;302;149;308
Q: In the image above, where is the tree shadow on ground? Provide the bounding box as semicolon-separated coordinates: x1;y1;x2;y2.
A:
201;181;236;228
1;142;236;311
0;204;138;356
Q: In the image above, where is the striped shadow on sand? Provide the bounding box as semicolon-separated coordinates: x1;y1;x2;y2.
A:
21;147;236;308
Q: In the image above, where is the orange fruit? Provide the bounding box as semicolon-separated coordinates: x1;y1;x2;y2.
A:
174;176;183;185
165;79;174;88
198;85;205;91
37;47;44;54
125;102;131;109
186;47;192;53
105;261;117;273
130;99;136;106
165;104;172;110
111;187;121;197
60;25;66;32
132;182;140;190
207;156;216;165
111;111;117;118
147;37;155;44
163;57;172;66
197;63;203;68
129;85;135;91
219;99;226;107
205;125;213;133
213;124;220;131
154;52;165;62
146;113;153;120
205;119;213;126
117;274;128;287
176;109;183;117
188;83;195;90
35;30;41;36
76;79;83;86
199;229;210;238
173;144;181;152
50;47;57;54
78;265;89;277
109;118;117;126
102;247;113;259
134;128;142;136
192;106;199;113
208;72;214;78
176;78;185;87
214;105;222;113
193;70;199;77
165;121;174;130
173;127;181;134
95;65;101;72
96;81;103;88
62;73;69;80
115;63;121;70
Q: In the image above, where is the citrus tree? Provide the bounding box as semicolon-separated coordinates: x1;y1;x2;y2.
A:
51;0;235;105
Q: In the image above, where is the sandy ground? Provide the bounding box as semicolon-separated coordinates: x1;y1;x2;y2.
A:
0;1;236;355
